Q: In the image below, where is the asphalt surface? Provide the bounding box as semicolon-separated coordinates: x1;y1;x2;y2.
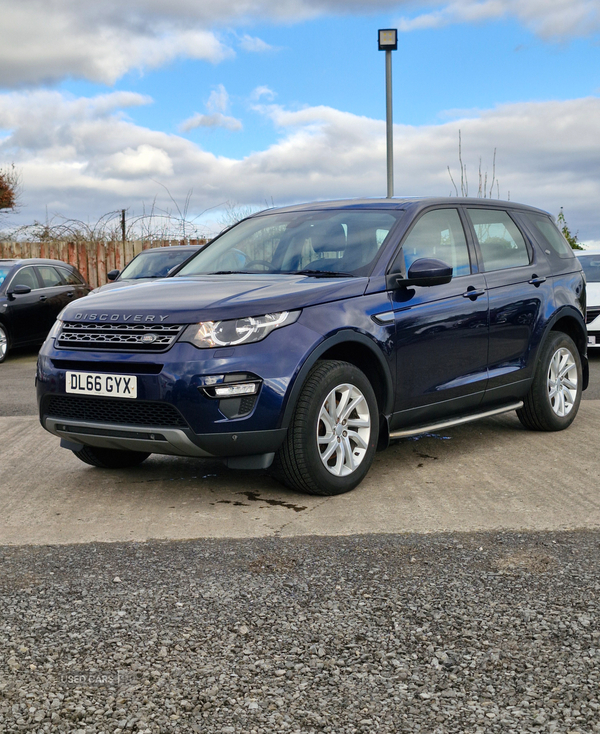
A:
1;532;600;733
2;348;600;545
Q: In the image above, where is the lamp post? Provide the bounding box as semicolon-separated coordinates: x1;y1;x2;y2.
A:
378;28;397;198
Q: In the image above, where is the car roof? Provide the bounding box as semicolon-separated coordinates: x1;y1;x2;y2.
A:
250;196;551;218
0;258;75;267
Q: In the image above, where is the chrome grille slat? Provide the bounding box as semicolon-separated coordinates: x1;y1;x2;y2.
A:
57;321;184;351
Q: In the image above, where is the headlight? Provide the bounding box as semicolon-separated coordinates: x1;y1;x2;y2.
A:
180;310;300;349
46;319;63;340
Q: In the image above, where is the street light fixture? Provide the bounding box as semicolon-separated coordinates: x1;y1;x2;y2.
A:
378;29;397;198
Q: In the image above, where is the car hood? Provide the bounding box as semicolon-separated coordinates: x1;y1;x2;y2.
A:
88;278;161;295
65;274;367;323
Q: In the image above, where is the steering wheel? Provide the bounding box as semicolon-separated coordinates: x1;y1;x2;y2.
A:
244;259;276;272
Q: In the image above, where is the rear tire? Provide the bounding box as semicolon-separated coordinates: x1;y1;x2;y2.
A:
272;360;379;495
0;323;9;363
517;331;582;431
73;446;150;468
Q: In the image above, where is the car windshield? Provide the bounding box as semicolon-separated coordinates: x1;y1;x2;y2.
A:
0;266;13;287
578;254;600;283
176;209;403;277
120;249;197;280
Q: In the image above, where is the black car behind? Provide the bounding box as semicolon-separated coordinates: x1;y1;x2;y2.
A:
0;258;90;362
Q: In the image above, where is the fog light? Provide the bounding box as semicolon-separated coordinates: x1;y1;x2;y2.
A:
213;382;259;397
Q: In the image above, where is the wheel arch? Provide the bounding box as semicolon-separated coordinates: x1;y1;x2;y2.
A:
279;330;394;430
542;307;589;391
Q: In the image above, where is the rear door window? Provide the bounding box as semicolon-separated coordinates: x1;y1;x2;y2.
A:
37;266;65;287
467;209;530;271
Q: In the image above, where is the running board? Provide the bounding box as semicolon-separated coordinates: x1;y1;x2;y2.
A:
389;401;524;440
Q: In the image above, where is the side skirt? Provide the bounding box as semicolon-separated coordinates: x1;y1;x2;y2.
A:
388;401;523;440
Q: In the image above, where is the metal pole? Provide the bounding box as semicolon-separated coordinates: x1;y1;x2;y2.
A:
385;49;394;198
121;209;126;243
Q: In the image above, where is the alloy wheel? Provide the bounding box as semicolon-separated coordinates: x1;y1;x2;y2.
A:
0;326;7;361
316;382;371;477
547;347;578;417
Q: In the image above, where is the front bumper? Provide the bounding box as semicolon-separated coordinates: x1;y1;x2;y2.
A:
37;323;320;460
45;416;286;467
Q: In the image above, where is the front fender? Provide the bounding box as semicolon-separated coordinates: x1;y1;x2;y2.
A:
279;330;394;429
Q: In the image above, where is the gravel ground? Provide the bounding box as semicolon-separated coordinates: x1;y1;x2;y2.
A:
1;531;599;734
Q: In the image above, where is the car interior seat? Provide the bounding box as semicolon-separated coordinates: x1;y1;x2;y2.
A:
303;222;348;271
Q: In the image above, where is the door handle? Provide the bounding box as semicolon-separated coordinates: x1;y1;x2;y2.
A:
38;295;47;301
528;275;547;287
66;291;75;298
463;287;486;300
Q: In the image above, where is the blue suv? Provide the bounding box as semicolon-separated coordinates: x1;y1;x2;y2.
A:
37;198;588;495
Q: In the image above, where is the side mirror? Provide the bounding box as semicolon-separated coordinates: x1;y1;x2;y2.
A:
388;258;453;289
7;283;32;299
107;269;120;281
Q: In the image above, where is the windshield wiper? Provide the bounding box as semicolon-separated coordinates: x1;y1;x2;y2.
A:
200;271;255;275
293;269;355;278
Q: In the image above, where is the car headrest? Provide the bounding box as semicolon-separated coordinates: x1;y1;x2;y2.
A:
306;222;348;254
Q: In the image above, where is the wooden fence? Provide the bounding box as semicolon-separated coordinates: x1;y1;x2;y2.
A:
0;239;206;289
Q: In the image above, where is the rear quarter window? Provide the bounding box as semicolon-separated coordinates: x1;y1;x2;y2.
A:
57;267;85;285
521;212;575;259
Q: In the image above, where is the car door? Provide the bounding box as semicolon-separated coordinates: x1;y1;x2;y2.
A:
3;265;47;345
389;207;489;430
55;266;90;304
464;207;554;404
35;265;73;333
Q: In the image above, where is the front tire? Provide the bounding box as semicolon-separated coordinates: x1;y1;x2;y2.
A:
517;331;582;431
0;323;9;363
73;446;150;468
272;360;379;495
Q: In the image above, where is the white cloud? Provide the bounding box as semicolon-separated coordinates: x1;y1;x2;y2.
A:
397;0;600;39
0;4;232;86
2;89;600;240
239;34;274;53
180;113;244;132
250;86;276;102
1;0;598;87
179;84;243;131
207;85;230;114
100;145;174;178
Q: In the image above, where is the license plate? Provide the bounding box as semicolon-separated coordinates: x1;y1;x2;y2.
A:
589;335;597;345
66;372;137;398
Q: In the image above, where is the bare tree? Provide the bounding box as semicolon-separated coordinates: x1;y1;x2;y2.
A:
448;131;504;199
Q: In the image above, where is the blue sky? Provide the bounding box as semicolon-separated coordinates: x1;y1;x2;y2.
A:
1;1;600;242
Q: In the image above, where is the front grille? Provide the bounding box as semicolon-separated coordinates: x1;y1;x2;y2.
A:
44;395;188;428
56;322;184;352
586;307;600;325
